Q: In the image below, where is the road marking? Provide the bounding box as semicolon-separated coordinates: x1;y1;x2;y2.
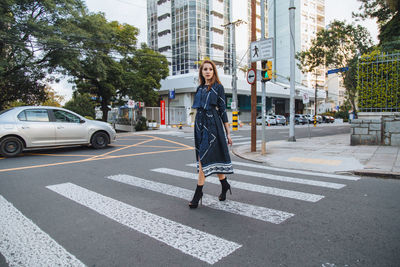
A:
234;140;262;146
107;174;294;224
0;148;192;173
151;168;324;202
46;183;241;265
231;161;360;181
288;157;342;166
0;195;85;267
192;164;345;190
231;137;251;141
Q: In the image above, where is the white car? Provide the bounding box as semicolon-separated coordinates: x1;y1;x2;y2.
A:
256;115;277;125
0;106;116;157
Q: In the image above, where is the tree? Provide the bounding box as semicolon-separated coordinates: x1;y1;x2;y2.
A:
63;92;95;119
296;20;373;116
0;0;85;110
119;44;169;107
4;85;64;108
353;0;400;50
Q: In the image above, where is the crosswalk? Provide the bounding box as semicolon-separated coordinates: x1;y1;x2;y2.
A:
0;160;362;266
149;131;253;146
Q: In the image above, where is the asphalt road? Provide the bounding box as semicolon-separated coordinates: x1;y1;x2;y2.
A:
1;124;399;267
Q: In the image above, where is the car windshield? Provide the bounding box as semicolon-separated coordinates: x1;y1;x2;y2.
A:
0;108;13;117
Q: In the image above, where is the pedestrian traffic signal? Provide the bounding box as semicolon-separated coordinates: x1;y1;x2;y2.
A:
261;61;272;82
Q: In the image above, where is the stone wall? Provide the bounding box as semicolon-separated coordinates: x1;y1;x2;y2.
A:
350;112;400;146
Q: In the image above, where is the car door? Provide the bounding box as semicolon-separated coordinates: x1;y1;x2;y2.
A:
16;109;56;147
51;109;88;145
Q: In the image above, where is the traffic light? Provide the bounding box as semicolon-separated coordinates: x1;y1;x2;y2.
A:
261;60;272;82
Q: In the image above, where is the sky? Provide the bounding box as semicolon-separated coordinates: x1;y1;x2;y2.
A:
52;0;379;103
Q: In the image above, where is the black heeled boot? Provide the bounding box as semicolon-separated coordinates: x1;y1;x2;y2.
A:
219;177;232;201
189;185;203;209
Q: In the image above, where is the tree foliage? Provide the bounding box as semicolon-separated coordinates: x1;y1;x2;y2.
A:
63;92;95;119
0;0;85;110
296;20;373;115
353;0;400;50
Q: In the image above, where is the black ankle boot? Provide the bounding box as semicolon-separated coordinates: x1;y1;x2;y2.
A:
189;185;203;209
219;177;232;201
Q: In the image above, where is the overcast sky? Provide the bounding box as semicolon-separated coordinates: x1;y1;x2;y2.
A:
53;0;379;102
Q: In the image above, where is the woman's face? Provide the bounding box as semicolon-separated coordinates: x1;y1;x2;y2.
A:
202;63;214;82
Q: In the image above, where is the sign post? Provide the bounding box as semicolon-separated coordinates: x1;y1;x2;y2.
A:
160;100;166;128
247;69;256;84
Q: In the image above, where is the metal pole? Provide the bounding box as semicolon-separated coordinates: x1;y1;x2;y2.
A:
231;22;239;131
251;0;257;152
273;0;276;82
261;0;266;155
288;0;296;142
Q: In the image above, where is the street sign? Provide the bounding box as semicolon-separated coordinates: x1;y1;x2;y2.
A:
127;99;135;108
250;38;274;62
169;89;175;99
230;101;237;110
302;93;309;104
327;67;348;75
247;69;256;84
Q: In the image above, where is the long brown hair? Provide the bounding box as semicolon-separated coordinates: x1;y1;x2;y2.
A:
198;60;221;91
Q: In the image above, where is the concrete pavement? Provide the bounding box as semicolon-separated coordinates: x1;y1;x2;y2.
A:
232;133;400;179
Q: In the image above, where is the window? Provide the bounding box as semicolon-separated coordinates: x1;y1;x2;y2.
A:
53;110;80;123
18;109;49;122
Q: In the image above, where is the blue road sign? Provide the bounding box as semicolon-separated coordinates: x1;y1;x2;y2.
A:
327;67;349;75
169;89;175;99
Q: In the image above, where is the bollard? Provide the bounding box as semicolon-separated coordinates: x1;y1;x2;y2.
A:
232;111;238;131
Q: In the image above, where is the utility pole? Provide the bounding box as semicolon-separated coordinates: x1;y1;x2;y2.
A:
288;0;296;142
314;71;318;127
251;0;257;152
260;0;266;155
222;19;245;131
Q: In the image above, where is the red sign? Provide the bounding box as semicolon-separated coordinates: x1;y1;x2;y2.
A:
160;100;165;125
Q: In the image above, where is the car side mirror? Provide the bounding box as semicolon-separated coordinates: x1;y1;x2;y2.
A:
80;119;86;124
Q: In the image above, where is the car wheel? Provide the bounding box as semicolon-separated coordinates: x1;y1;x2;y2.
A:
0;136;23;157
91;132;109;149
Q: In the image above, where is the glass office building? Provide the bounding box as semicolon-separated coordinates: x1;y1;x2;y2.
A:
147;0;231;76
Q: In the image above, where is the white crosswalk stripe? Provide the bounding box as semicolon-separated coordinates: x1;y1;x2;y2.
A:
186;164;346;189
231;161;360;181
151;168;324;202
46;183;242;265
107;174;294;224
0;195;85;267
231;137;251;141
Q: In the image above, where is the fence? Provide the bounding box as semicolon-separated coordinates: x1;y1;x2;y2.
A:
357;51;400;112
144;107;187;125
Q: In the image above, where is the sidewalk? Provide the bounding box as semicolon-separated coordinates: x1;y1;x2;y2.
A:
232;134;400;179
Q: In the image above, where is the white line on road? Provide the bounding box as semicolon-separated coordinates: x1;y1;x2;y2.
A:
151;168;324;202
0;195;85;267
231;161;360;181
107;174;294;224
231;137;251;141
186;164;345;189
234;140;262;146
46;183;241;265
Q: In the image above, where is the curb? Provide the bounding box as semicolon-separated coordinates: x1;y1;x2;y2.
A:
231;147;264;164
352;170;400;179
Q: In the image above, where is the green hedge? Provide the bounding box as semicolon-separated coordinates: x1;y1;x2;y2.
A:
357;50;400;112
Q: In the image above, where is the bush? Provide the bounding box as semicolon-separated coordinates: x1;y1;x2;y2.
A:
135;116;148;131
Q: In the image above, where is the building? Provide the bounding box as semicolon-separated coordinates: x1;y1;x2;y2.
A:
147;0;326;125
267;0;326;115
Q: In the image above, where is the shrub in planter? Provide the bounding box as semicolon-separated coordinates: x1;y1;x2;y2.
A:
135;116;148;131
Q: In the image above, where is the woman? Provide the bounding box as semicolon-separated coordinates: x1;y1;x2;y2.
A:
189;59;234;209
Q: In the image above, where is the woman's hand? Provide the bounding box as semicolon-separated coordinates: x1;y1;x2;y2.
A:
227;134;233;146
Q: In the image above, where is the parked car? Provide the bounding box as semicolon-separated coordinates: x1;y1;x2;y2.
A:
0;106;117;157
275;115;287;125
294;114;307;125
304;114;313;123
323;115;335;123
256;115;277;125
